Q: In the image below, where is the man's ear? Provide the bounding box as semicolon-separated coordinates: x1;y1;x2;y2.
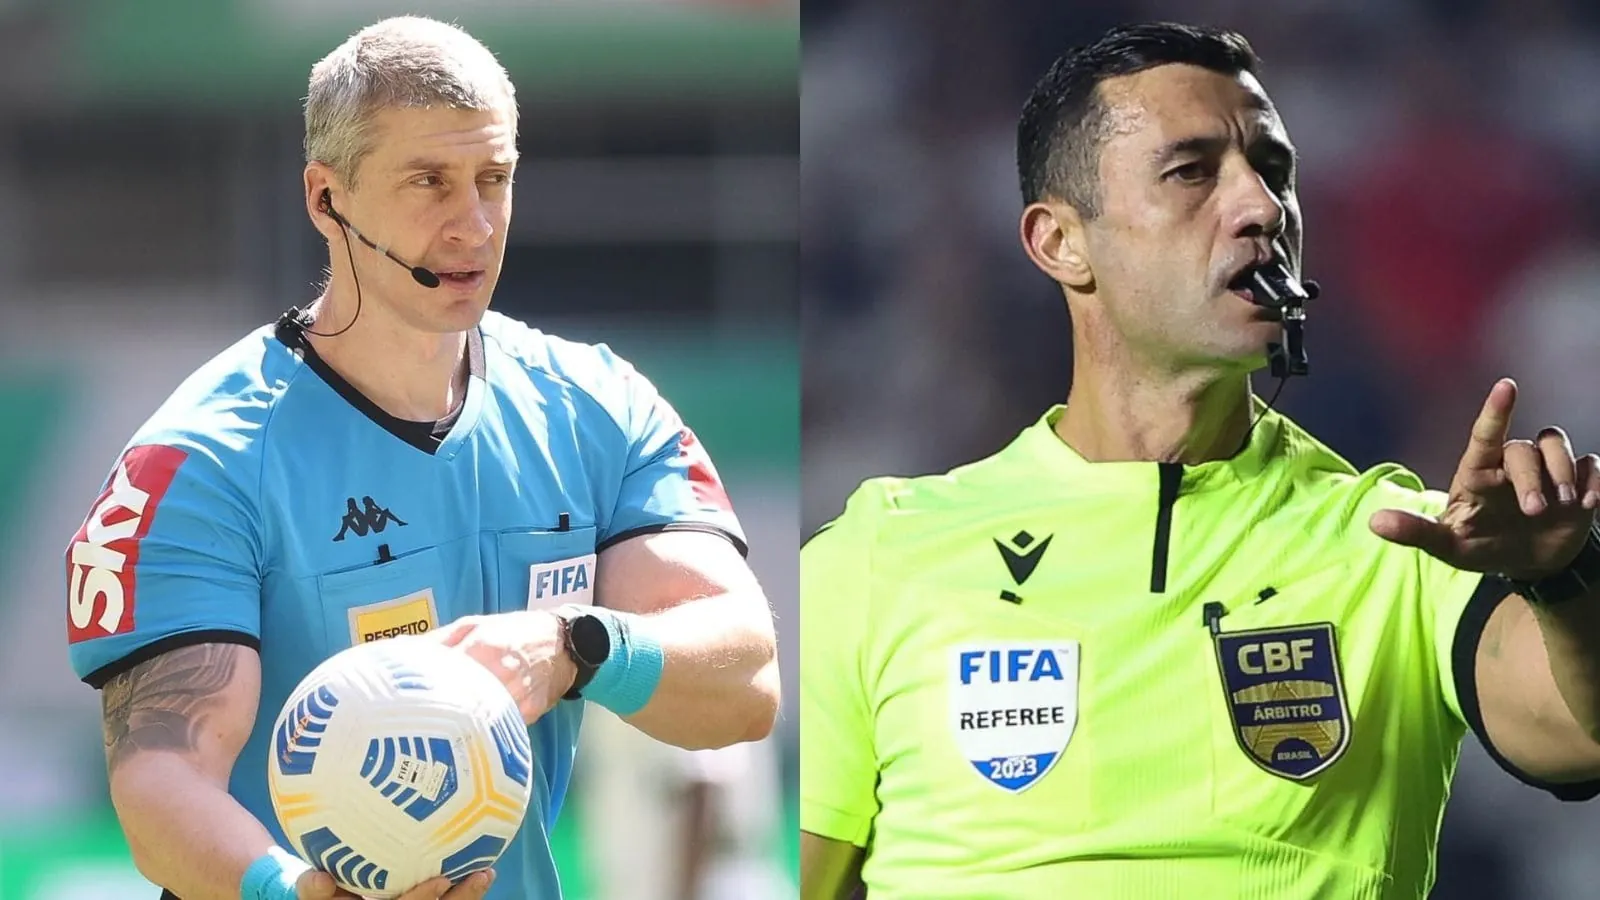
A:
1019;200;1093;289
304;164;344;243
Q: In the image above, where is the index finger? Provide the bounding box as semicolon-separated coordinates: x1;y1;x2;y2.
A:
442;871;495;897
1459;378;1518;471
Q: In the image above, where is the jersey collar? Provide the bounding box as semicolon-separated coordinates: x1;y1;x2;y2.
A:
1019;397;1284;493
272;313;487;459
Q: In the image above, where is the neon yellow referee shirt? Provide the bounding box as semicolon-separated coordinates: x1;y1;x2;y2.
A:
801;403;1518;899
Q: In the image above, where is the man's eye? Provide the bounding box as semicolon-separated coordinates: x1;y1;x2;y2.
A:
1168;162;1213;183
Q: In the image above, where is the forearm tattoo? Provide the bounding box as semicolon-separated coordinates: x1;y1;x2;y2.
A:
101;644;240;775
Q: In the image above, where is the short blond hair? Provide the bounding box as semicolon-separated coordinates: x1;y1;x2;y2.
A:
304;16;516;189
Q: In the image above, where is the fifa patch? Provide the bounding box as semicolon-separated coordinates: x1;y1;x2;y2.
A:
1214;623;1350;780
526;554;596;609
949;643;1079;792
348;590;440;645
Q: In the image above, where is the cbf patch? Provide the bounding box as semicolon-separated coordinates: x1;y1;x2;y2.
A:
1214;623;1350;780
527;554;597;609
949;643;1079;792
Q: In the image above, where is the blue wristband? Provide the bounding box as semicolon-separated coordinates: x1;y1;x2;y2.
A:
241;847;311;900
577;606;665;716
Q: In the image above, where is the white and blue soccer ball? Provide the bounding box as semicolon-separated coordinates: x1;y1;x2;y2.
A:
267;637;533;899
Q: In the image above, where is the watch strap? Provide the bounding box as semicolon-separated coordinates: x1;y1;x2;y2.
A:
557;610;602;700
1509;523;1600;606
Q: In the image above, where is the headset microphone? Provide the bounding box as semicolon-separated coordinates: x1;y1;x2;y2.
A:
321;191;442;289
291;190;441;339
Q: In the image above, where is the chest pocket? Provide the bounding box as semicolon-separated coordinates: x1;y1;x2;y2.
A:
887;591;1093;850
317;545;446;652
496;526;600;613
1203;559;1395;875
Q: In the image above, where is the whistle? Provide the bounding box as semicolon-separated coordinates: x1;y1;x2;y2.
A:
1251;246;1318;379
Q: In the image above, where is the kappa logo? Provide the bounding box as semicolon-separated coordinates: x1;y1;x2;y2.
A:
333;496;407;542
66;445;187;643
1214;622;1350;780
949;642;1079;793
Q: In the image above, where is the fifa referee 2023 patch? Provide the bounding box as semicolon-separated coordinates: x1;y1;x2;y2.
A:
949;643;1080;792
1213;623;1350;780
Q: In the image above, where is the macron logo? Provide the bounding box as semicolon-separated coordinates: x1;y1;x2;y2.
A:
995;530;1052;586
66;445;187;643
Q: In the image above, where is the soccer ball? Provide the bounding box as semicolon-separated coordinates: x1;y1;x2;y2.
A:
267;636;533;898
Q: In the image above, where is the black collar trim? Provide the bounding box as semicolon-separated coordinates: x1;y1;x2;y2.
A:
272;308;484;454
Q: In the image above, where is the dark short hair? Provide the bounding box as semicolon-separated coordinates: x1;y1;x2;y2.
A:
1017;22;1261;215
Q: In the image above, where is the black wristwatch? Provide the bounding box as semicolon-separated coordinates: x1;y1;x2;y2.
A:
1506;524;1600;606
556;608;611;700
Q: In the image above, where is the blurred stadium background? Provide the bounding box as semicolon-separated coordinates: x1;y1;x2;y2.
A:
0;1;796;898
803;0;1600;897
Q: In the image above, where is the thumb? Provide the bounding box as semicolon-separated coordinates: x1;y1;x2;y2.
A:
1369;508;1456;558
295;869;340;899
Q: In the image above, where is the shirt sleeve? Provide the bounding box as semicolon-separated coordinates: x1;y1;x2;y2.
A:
65;440;263;689
1370;468;1600;801
593;348;746;555
799;485;882;847
1383;484;1495;729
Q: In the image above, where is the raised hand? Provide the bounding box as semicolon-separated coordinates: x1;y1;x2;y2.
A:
1369;378;1599;581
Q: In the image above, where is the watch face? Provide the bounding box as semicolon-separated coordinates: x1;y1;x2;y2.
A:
571;614;611;665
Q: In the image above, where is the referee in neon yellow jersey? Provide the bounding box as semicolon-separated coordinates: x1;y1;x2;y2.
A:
801;21;1600;900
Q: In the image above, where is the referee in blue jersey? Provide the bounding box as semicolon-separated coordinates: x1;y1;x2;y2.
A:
62;16;779;900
